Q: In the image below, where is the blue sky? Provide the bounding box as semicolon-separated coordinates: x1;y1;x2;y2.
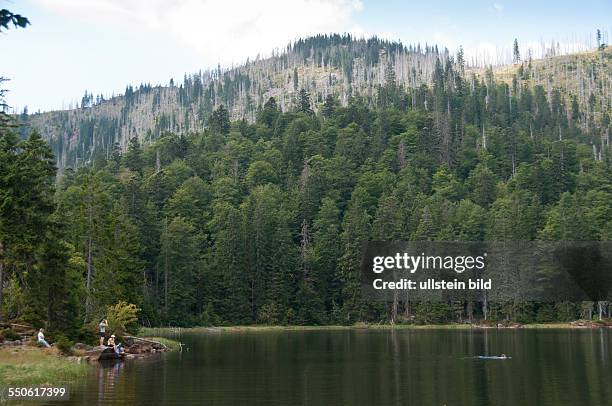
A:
2;0;611;112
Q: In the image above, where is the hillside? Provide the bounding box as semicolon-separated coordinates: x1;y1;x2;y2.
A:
483;46;611;120
19;36;612;169
3;33;612;330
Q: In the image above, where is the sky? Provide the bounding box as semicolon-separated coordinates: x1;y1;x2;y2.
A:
2;0;611;112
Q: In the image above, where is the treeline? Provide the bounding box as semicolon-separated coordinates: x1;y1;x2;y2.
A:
1;61;611;335
30;36;610;170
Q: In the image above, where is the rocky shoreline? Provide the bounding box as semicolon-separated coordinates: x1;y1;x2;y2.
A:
75;336;172;362
0;328;174;363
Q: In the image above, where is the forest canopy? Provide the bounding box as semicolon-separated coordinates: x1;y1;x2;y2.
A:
1;43;611;337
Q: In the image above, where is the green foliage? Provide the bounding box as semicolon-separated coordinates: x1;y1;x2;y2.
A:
0;9;30;32
54;335;75;355
158;216;201;326
1;328;20;341
297;89;313;116
0;347;88;387
2;47;611;331
1;274;26;320
199;302;220;327
415;302;452;324
209;105;231;134
106;301;140;337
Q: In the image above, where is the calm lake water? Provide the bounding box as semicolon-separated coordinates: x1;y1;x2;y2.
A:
57;328;611;405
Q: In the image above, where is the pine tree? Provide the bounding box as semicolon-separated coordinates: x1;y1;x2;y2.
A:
322;94;336;119
209;105;231;134
311;197;342;320
159;217;200;326
596;29;602;49
0;131;20;315
124;137;143;173
25;218;82;335
209;200;249;323
257;97;280;128
12;131;56;294
466;163;497;207
513;38;520;63
93;200;144;310
297;89;313;116
339;187;372;323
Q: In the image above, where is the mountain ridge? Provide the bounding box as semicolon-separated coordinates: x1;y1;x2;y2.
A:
19;35;611;169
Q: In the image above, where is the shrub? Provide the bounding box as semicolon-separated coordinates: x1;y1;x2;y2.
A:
74;325;98;346
107;301;140;337
1;328;21;341
54;335;74;355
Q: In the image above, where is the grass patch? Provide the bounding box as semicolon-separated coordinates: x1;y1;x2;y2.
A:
0;346;88;387
521;323;577;329
141;322;595;335
141;324;480;334
139;337;181;351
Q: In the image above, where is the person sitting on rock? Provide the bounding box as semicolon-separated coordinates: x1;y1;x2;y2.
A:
107;334;125;354
115;342;125;354
37;328;50;348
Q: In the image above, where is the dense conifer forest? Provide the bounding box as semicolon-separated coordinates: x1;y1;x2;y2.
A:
1;36;611;339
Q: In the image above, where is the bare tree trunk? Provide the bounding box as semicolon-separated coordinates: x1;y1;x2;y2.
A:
466;301;473;323
483;293;488;321
391;291;398;323
404;297;411;319
598;301;604;321
164;260;168;319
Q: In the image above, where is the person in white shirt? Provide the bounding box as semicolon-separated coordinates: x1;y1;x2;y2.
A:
99;318;108;346
37;328;50;348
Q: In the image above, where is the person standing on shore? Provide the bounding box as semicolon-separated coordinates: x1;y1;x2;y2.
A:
99;318;108;346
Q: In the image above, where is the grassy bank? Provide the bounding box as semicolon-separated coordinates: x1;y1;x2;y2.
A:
139;324;470;336
139;336;182;350
0;346;88;387
141;322;606;335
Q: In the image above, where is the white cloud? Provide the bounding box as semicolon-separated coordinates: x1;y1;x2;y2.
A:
35;0;364;65
493;3;503;13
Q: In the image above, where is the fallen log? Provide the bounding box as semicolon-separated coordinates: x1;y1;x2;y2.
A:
123;336;168;350
1;322;34;332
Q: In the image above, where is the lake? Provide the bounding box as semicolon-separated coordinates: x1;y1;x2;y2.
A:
62;328;611;405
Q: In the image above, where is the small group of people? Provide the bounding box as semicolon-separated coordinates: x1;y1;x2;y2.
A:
36;318;124;355
99;318;124;354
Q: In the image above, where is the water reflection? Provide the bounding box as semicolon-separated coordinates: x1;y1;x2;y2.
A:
61;329;611;406
96;361;123;402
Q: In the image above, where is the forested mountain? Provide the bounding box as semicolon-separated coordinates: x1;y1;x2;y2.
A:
20;35;612;170
2;35;611;335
